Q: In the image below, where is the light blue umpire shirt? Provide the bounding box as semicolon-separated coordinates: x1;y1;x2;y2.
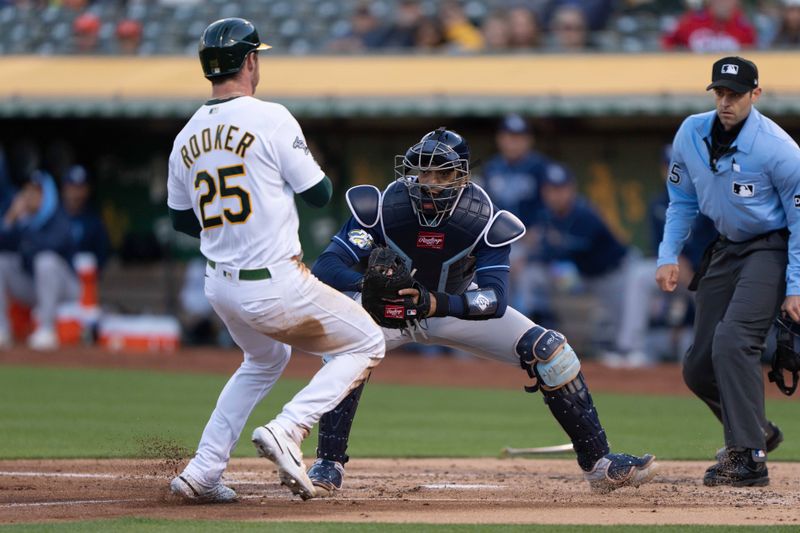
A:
657;107;800;295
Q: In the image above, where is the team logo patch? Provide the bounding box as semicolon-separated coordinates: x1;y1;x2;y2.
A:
292;136;310;155
794;195;800;208
384;305;405;320
348;229;374;250
721;64;739;75
732;182;755;198
474;293;491;311
417;232;445;249
668;163;681;184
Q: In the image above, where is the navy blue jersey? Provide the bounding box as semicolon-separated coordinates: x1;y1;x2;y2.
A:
531;197;628;278
312;183;517;319
481;152;549;225
68;208;111;271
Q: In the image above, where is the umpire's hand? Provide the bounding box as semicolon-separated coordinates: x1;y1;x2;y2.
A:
656;264;679;292
781;295;800;323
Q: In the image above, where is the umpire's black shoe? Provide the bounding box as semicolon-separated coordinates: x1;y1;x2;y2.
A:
715;422;784;463
703;448;769;487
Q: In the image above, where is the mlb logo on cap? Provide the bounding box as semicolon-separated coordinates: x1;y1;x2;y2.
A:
707;56;759;94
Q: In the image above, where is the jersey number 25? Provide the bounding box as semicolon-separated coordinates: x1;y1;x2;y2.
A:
194;164;252;229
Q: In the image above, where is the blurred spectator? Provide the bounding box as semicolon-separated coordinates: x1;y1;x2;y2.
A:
0;145;18;255
61;165;111;273
546;0;615;31
772;0;800;47
327;5;385;53
481;114;549;222
440;0;485;51
547;4;592;51
481;13;512;51
115;19;142;55
481;114;551;324
373;0;424;50
72;12;101;54
414;17;447;51
661;0;757;52
517;162;655;365
0;172;78;350
507;6;543;49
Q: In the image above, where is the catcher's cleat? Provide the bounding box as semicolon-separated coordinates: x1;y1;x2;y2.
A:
583;453;658;494
307;458;345;497
252;422;317;500
704;448;769;487
170;473;238;504
715;422;783;463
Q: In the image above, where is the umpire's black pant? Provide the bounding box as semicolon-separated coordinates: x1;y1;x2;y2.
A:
682;230;787;451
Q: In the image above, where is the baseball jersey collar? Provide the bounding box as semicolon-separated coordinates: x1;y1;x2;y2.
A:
696;107;761;155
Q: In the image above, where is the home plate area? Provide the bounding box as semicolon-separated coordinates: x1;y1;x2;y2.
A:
1;458;800;526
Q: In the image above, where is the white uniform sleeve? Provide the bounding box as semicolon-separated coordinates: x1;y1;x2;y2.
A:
270;110;325;194
167;150;193;211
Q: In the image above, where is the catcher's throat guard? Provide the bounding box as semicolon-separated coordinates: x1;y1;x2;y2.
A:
769;316;800;396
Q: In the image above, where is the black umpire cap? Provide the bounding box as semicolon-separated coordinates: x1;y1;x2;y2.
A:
706;56;759;94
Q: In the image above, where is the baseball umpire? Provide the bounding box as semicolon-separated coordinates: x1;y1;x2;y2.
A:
167;17;385;503
657;56;800;487
305;127;658;496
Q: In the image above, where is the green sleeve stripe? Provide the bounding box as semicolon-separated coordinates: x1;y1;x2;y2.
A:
299;175;333;208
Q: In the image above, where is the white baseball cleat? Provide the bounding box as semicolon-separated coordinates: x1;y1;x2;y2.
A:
27;328;58;351
252;422;317;500
170;473;238;504
0;330;12;350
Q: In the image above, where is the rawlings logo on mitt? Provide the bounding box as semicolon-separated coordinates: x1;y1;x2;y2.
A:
360;247;431;329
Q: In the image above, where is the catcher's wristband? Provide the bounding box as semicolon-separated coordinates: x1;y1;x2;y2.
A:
430;292;450;317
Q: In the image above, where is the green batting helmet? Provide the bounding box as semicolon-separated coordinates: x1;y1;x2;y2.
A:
198;18;271;79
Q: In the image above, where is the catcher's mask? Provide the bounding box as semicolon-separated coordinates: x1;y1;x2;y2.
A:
769;316;800;396
394;127;470;227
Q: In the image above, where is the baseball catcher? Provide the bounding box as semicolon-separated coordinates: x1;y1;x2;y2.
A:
303;127;658;497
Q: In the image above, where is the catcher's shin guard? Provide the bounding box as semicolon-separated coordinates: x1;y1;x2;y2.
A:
316;381;366;464
541;373;610;471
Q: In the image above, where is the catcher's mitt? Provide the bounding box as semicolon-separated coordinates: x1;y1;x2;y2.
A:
361;247;431;329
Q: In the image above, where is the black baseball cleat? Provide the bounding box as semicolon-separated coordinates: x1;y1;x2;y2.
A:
715;422;784;463
703;448;769;487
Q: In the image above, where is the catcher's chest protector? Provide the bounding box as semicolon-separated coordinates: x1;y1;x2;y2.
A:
381;183;492;294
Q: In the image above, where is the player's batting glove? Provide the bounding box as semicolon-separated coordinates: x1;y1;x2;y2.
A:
360;247;431;329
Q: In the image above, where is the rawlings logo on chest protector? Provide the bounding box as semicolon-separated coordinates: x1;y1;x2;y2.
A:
416;232;445;249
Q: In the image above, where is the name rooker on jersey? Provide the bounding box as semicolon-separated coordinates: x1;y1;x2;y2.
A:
179;123;257;169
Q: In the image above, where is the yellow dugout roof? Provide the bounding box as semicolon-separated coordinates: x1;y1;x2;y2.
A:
1;52;799;117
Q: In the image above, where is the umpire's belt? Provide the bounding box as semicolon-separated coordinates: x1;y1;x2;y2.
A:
206;259;271;281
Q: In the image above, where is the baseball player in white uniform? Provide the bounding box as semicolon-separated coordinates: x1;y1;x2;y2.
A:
166;17;385;503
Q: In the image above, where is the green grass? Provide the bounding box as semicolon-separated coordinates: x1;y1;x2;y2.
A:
0;365;798;461
0;520;795;533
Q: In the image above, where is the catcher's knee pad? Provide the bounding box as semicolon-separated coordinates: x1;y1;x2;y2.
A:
515;325;581;390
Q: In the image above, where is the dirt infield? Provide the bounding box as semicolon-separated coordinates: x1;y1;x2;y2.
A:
1;347;797;526
1;458;799;526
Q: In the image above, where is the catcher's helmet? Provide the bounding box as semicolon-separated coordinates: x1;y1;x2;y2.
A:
395;127;471;227
769;316;800;396
199;18;271;79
